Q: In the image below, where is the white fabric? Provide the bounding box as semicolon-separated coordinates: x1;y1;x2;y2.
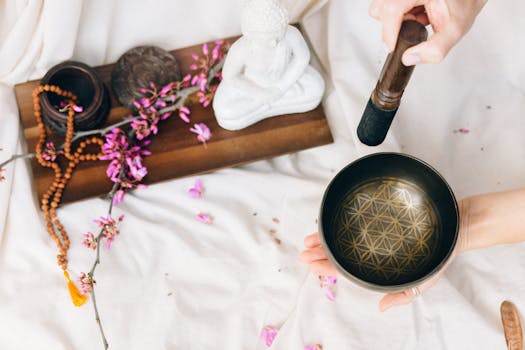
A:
0;0;524;349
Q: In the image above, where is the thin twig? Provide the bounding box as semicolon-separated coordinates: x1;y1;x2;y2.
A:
0;153;35;168
66;56;224;147
79;51;226;350
88;181;119;350
90;232;109;350
69;118;139;145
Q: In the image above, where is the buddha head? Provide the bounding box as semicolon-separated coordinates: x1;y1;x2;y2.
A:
241;0;289;48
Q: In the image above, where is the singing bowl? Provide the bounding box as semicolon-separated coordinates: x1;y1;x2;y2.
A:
319;153;459;292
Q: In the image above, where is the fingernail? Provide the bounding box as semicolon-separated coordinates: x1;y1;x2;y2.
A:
403;54;421;66
379;303;390;312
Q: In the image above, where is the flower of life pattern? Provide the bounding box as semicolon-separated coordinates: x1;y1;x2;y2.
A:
332;179;439;282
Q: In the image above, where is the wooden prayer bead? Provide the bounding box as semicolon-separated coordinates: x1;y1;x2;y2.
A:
33;85;104;273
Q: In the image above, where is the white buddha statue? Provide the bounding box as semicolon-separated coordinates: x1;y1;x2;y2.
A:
212;0;325;130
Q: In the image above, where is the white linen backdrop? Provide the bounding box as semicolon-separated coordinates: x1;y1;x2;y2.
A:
0;0;524;349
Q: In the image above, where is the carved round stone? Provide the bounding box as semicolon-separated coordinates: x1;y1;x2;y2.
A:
111;46;182;109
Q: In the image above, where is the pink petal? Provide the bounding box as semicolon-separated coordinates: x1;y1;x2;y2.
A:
202;43;209;55
72;104;84;113
260;326;279;347
188;188;201;198
188;179;203;198
179;113;190;123
305;345;323;350
325;276;337;285
323;287;335;301
113;189;125;205
196;213;213;224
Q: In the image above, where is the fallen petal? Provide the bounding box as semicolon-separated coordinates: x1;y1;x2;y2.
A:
304;345;323;350
196;213;213;224
260;326;279;347
323;287;335;301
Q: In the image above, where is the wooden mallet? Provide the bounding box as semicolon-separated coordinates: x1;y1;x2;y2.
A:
357;20;428;146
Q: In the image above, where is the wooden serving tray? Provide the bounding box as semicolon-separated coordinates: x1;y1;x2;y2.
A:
14;35;333;205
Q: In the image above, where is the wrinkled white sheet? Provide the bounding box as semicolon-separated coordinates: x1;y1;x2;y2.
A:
0;0;524;349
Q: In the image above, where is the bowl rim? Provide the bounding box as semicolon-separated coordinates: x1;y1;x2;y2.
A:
318;152;459;292
40;60;104;121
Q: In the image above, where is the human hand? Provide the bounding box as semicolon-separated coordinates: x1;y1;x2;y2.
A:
369;0;488;65
299;201;469;311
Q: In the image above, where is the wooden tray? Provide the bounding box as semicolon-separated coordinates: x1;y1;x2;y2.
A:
14;35;333;205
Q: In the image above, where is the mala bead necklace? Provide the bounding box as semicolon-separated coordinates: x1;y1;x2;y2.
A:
33;85;105;306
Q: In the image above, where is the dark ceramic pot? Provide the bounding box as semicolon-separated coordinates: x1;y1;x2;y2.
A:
40;61;110;135
319;152;459;292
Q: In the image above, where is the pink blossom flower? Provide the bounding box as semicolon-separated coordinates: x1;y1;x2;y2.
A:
188;179;204;198
323;287;335;301
179;106;191;123
196;213;213;224
126;156;148;181
322;276;337;285
305;345;323;350
113;189;125;205
196;91;211;108
41;141;61;162
131;119;152;140
95;214;124;249
139;97;153;109
196;85;217;108
159;83;175;97
155;99;167;108
319;275;337;301
260;326;279;347
82;232;97;250
78;272;95;294
101;128;151;198
72;104;83;113
202;43;209;56
191;73;208;92
181;74;192;87
58;101;83;113
189;123;211;146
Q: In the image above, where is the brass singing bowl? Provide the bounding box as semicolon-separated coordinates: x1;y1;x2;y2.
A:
319;153;459;292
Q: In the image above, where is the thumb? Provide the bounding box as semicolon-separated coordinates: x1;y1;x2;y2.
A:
402;27;462;65
379;290;415;312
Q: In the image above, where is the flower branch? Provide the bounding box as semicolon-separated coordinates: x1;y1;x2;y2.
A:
1;40;228;350
0;153;35;171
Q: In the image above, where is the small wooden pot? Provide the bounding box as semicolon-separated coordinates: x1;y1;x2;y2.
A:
40;61;110;135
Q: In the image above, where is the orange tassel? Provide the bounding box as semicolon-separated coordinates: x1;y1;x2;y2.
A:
64;271;88;307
